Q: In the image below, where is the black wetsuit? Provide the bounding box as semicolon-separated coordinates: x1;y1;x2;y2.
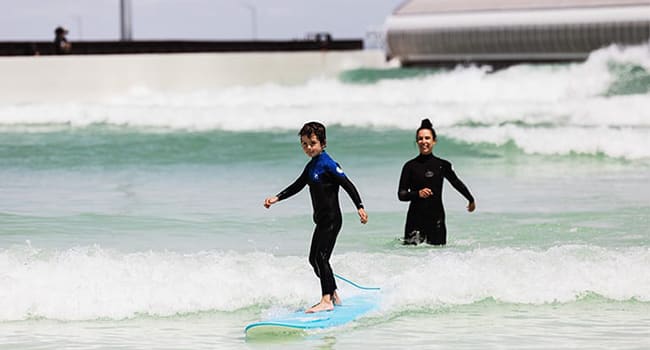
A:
276;151;364;296
398;154;474;245
54;36;69;54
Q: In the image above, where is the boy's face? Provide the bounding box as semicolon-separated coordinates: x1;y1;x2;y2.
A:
300;133;324;158
416;129;436;155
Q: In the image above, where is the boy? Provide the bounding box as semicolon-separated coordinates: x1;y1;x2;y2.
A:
264;121;368;313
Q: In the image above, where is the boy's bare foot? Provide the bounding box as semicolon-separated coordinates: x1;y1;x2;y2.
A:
305;301;334;313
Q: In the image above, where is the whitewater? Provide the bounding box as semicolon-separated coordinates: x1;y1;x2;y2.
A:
0;45;649;349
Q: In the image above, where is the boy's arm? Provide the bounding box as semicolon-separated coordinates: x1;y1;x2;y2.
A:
327;162;368;224
327;161;364;209
277;167;308;201
338;176;364;210
338;175;368;224
329;161;368;223
264;167;308;208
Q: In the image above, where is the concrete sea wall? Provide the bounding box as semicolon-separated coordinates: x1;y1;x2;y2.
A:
0;50;388;104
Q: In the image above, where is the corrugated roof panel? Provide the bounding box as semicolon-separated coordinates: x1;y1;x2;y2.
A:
395;0;650;15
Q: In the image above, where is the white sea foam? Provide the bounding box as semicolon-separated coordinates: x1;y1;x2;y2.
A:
0;44;649;158
0;244;648;321
446;125;650;159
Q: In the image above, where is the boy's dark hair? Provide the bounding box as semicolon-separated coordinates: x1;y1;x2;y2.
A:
299;121;327;147
416;118;436;140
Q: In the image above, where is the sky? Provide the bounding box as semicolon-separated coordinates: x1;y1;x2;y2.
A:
0;0;404;41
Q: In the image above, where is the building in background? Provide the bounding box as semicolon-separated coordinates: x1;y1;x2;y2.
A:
385;0;650;66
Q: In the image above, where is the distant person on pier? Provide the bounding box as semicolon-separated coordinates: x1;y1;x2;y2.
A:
53;26;72;54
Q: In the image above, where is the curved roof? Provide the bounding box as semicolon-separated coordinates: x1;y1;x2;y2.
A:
394;0;650;15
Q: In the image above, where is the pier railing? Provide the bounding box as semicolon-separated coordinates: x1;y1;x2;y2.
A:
0;39;363;57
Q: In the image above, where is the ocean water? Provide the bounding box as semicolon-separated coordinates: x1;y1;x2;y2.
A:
1;45;649;349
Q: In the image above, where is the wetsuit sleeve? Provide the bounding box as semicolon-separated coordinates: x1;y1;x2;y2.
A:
338;176;365;209
398;162;419;201
329;162;364;209
443;162;475;203
276;166;308;201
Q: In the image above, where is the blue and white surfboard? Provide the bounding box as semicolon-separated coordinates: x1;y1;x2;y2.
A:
245;274;380;336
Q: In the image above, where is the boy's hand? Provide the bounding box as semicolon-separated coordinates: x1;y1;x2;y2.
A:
264;196;278;208
358;208;368;224
467;201;476;212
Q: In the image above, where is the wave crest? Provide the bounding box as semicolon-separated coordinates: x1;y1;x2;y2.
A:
1;245;647;321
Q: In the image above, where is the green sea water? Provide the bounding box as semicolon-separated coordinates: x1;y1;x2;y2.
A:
1;48;649;349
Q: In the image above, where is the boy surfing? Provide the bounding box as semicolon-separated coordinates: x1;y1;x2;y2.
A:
264;121;368;313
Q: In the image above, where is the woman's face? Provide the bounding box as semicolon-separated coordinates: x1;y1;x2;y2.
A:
416;129;436;155
301;133;324;158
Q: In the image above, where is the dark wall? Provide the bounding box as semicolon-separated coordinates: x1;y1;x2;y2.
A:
386;21;650;65
0;39;363;56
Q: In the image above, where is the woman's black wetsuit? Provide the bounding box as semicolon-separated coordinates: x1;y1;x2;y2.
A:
276;151;364;296
398;154;473;245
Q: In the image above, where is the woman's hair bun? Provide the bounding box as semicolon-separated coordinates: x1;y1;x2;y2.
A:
420;119;433;129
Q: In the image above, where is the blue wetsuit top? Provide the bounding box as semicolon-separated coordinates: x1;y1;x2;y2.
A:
276;151;364;224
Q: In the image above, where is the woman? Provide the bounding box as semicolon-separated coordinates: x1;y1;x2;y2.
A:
398;119;475;245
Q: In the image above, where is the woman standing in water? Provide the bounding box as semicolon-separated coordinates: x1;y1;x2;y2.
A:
398;119;475;245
